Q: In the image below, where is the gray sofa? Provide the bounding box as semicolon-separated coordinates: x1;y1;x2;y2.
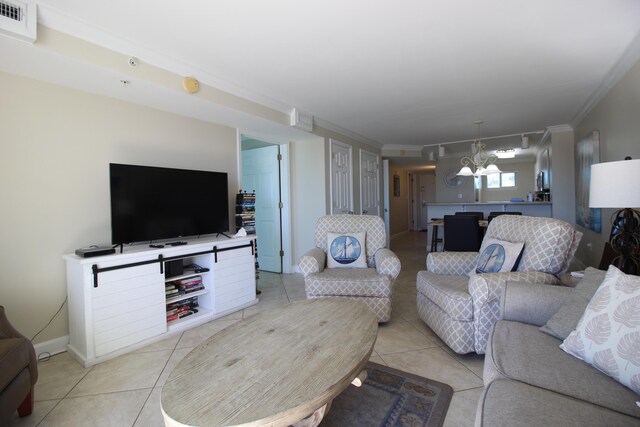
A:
476;269;640;426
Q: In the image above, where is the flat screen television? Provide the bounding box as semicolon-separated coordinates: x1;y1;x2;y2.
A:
109;163;229;244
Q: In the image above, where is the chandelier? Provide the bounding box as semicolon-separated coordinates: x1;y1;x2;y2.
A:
457;121;502;176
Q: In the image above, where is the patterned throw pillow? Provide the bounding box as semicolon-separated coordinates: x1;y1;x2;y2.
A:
560;265;640;394
326;232;367;269
472;238;524;275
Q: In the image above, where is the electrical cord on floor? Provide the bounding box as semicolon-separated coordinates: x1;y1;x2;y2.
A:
30;296;68;360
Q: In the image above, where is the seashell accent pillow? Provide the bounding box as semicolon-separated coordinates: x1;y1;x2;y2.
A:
560;265;640;394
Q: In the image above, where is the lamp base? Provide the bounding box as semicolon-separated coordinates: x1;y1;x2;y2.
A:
608;208;640;275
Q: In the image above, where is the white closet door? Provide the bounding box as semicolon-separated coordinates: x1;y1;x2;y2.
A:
330;139;353;214
360;149;380;216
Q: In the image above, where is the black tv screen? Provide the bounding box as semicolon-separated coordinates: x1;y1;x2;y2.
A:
110;163;229;244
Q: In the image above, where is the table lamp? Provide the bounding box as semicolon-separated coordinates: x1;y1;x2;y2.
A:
589;157;640;275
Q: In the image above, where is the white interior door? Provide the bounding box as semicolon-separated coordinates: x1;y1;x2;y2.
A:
242;145;282;273
360;149;380;216
330;139;353;214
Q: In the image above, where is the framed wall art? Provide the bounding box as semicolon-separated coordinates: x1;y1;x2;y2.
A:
575;130;601;233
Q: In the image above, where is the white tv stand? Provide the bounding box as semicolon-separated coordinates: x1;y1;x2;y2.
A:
63;235;258;367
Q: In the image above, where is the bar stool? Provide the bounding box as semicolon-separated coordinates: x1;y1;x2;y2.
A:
430;218;443;252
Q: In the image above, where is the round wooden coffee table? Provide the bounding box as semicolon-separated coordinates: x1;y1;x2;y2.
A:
161;298;378;426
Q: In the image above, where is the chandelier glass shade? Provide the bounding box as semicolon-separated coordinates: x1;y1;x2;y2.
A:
457;141;502;176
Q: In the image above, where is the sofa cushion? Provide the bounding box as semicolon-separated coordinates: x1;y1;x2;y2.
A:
0;337;31;392
560;265;640;395
416;271;472;321
485;320;640;418
326;232;367;269
305;268;391;298
539;267;606;339
477;379;640;427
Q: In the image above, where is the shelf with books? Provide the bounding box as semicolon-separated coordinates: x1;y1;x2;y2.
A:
235;190;256;235
164;271;206;284
167;307;213;330
165;288;209;305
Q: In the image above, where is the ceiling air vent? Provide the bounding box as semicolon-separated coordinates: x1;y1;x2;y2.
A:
0;0;36;43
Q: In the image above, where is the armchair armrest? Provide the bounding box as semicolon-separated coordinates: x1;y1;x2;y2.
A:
500;281;573;326
374;248;401;280
468;271;561;353
0;306;38;385
299;248;326;277
426;252;478;275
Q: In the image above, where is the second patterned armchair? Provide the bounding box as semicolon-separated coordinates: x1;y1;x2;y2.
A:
299;215;401;322
417;215;582;354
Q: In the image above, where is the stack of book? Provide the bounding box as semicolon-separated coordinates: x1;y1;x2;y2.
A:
165;276;204;300
166;296;199;322
165;283;182;298
235;191;256;234
177;276;204;294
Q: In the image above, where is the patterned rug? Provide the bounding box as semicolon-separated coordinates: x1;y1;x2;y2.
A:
320;362;454;427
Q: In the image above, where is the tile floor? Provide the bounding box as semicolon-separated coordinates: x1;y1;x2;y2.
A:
9;231;484;426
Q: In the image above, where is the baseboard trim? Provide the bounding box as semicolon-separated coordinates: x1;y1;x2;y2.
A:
34;335;69;361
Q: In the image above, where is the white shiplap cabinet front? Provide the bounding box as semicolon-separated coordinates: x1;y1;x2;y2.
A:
64;236;257;367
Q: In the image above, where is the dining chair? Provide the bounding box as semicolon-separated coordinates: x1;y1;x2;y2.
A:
455;211;484;220
487;211;522;223
443;215;483;252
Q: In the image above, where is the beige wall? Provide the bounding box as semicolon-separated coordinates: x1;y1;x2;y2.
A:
0;70;238;344
480;160;536;202
290;138;326;262
549;129;576;225
574;58;640;268
435;156;475;203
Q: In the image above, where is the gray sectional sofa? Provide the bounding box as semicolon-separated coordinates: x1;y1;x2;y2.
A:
475;268;640;426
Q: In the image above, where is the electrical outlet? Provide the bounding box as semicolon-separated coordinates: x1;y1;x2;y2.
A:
586;242;593;251
458;194;462;199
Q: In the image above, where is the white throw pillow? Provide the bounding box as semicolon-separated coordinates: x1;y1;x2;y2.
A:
560;265;640;394
471;238;524;275
326;232;367;269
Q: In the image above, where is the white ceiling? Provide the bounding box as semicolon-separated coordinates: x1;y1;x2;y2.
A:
8;1;640;149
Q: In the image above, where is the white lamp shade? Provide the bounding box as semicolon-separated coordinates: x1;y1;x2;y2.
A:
474;166;486;176
589;159;640;208
457;166;474;176
485;163;502;174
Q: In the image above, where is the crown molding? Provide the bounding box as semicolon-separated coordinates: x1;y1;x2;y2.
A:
36;4;292;115
381;144;424;151
314;118;383;148
546;124;573;133
571;29;640;127
37;4;382;150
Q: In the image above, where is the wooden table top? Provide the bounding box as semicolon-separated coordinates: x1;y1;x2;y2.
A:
161;298;378;427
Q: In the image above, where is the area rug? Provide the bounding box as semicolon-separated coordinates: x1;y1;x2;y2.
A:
320;362;454;427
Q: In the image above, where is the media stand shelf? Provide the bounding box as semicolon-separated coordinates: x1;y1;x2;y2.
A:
63;235;258;367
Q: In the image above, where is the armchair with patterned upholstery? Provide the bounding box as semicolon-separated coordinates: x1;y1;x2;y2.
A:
299;215;401;322
416;215;582;354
